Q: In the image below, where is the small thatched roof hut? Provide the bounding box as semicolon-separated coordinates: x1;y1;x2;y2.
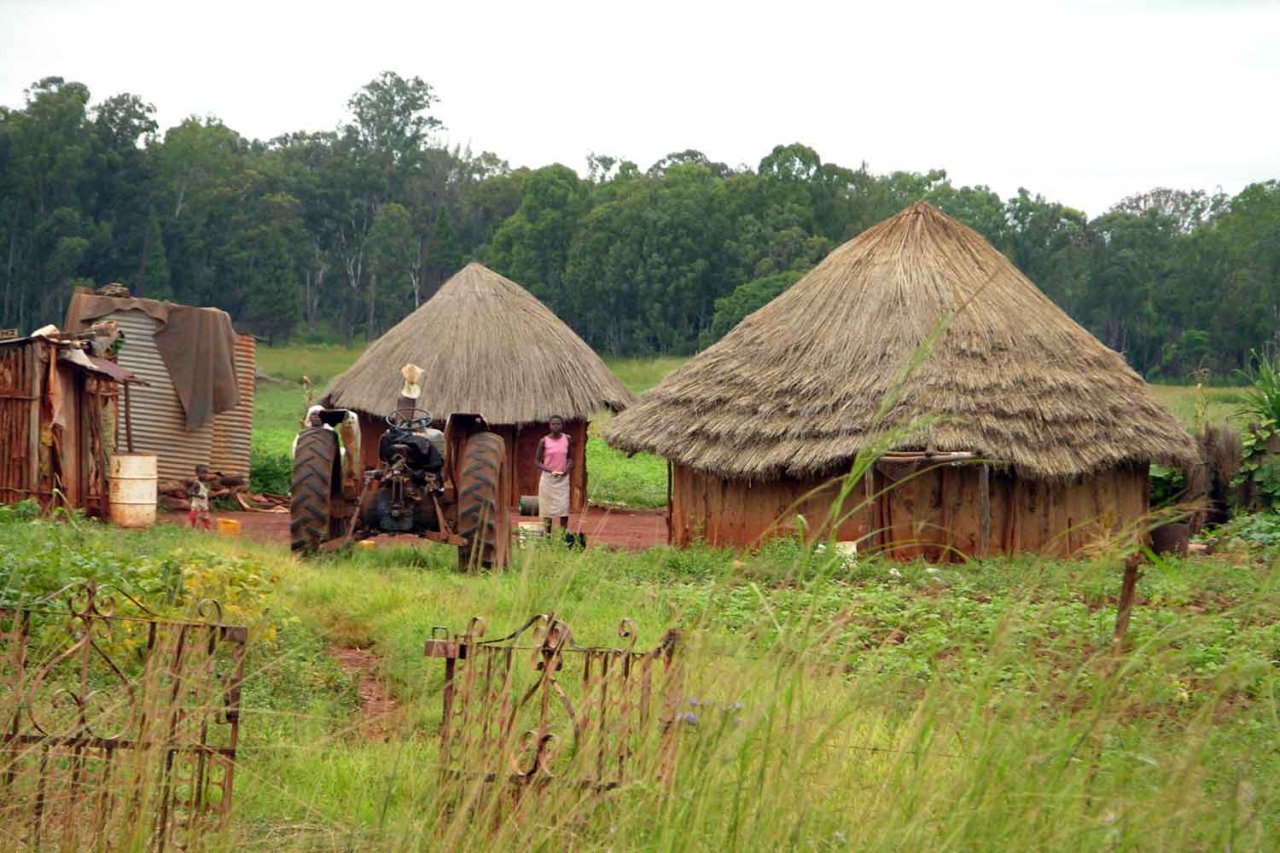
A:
325;262;634;511
606;202;1196;557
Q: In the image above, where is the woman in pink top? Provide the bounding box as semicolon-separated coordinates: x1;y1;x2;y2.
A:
535;415;573;534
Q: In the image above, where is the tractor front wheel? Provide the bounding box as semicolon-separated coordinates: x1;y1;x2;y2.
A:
456;432;510;570
291;427;342;554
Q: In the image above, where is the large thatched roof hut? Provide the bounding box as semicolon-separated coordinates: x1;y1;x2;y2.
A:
324;262;634;511
606;202;1196;558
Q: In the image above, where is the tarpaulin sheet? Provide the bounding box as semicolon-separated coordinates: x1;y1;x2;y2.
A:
66;291;240;430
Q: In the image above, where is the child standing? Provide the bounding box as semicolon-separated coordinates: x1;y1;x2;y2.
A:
187;464;212;530
535;416;572;534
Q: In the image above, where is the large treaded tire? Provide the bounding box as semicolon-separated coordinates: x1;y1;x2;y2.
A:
456;432;510;570
291;428;341;554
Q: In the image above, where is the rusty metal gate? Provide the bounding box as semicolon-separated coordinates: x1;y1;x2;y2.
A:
425;614;682;791
0;582;247;850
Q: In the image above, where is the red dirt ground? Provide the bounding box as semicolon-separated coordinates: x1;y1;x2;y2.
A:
171;506;669;551
329;646;400;739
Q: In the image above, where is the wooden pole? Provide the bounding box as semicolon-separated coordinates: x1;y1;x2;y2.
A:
864;466;877;553
27;343;41;496
665;461;673;545
979;464;991;557
123;380;135;453
1113;553;1142;654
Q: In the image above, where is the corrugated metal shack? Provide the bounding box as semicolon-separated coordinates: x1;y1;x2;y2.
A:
0;332;132;515
66;289;255;484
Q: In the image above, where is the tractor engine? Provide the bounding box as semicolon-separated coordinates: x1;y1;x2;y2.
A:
290;374;510;568
361;425;446;533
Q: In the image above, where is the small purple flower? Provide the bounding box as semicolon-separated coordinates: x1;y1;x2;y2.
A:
729;700;745;712
680;711;698;726
687;697;700;707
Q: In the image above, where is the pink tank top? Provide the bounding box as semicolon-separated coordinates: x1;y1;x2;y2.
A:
543;434;569;470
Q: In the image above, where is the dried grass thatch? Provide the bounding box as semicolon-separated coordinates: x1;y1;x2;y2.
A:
323;263;634;423
605;202;1196;480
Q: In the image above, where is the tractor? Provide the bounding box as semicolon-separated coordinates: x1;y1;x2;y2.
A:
289;405;511;568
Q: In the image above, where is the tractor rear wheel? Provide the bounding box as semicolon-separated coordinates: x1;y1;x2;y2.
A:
291;427;341;554
456;431;510;570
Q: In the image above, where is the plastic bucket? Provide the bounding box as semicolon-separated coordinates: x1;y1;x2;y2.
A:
109;453;157;529
216;517;241;537
516;521;545;546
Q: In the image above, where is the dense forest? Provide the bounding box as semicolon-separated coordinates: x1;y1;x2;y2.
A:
1;73;1277;378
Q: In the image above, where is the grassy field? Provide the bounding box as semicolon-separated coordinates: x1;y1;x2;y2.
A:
1;508;1277;848
1148;383;1248;430
250;345;1250;507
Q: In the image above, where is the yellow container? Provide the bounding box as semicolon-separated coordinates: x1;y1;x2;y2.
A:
216;517;241;536
356;540;377;550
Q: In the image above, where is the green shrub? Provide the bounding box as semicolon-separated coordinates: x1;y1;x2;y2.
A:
251;446;293;495
0;498;40;523
1149;463;1187;508
1237;347;1280;426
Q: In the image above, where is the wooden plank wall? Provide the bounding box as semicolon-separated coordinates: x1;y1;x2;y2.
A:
672;462;1151;559
0;341;38;504
990;465;1148;557
670;466;871;547
0;340;114;515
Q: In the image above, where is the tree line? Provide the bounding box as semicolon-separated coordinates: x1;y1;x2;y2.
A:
2;73;1277;378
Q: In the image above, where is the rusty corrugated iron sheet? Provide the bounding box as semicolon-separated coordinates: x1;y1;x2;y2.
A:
107;310;254;484
107;309;254;484
83;354;145;385
109;309;212;482
211;335;255;481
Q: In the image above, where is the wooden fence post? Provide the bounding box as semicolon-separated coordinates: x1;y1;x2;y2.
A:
1113;552;1142;653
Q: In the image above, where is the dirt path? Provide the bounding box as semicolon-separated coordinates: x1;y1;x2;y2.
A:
329;646;400;739
190;506;668;551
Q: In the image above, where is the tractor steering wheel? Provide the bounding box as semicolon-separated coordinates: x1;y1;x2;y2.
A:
386;407;433;431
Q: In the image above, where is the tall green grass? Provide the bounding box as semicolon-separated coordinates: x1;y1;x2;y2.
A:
2;511;1276;848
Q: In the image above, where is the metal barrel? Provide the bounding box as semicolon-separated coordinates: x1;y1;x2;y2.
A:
109;452;158;528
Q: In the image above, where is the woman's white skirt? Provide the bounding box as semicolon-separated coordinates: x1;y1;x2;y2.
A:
538;471;571;517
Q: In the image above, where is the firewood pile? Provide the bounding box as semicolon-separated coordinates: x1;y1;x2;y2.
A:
157;473;288;513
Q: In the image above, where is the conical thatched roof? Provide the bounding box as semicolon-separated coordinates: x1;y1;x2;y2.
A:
605;202;1196;480
323;263;634;422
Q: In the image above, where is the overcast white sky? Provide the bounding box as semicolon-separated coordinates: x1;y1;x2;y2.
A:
2;0;1277;215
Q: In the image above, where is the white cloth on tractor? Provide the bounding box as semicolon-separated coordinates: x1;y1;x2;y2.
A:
538;471;571;518
291;406;343;459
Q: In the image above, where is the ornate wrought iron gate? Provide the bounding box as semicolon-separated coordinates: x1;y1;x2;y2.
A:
425;614;682;791
0;582;247;850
